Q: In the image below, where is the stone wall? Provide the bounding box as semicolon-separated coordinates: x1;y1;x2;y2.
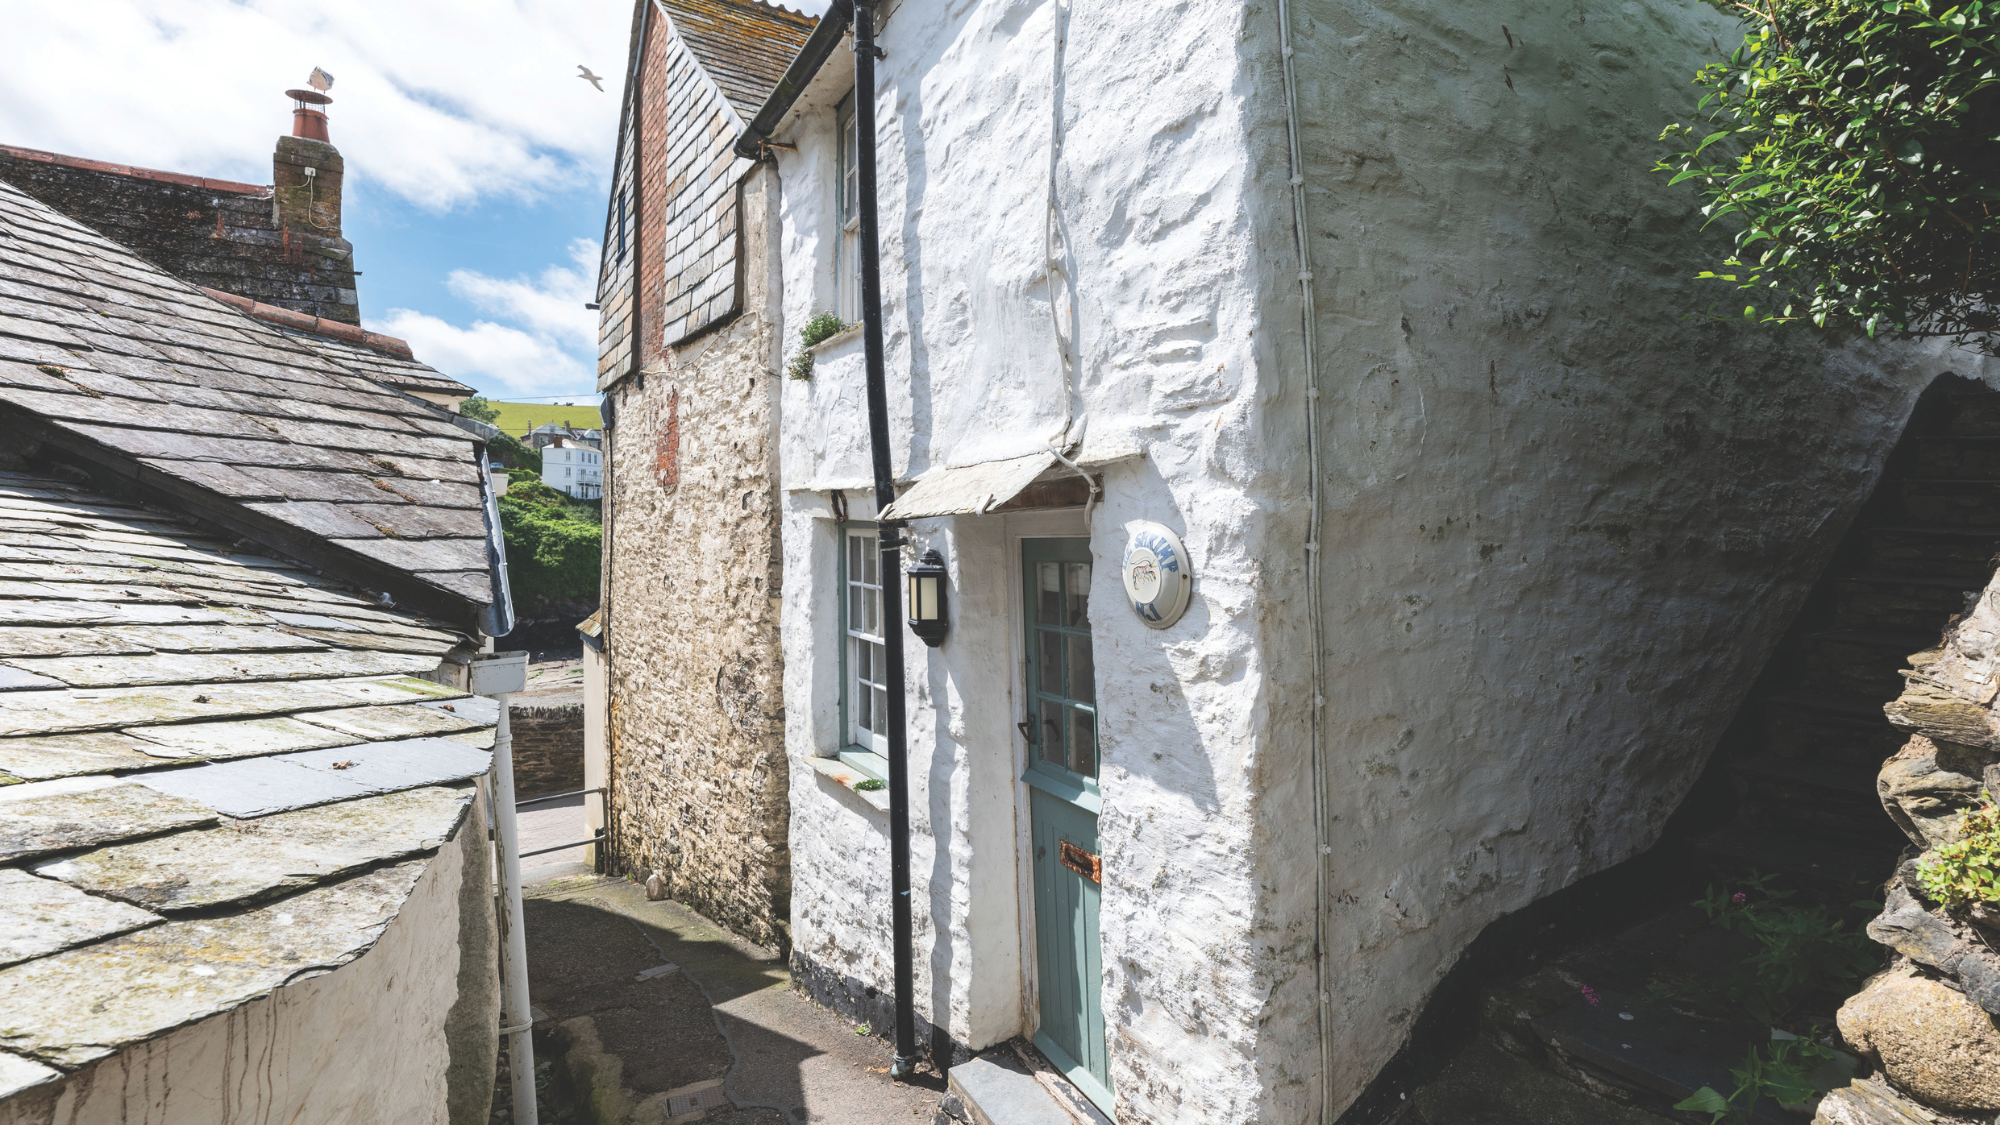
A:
1827;572;2000;1120
601;161;789;951
0;142;359;324
511;703;585;799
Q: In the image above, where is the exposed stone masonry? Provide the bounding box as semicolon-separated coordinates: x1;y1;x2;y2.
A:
602;163;788;951
510;704;585;799
0;142;360;325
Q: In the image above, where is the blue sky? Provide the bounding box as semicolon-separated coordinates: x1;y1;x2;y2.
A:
0;0;819;403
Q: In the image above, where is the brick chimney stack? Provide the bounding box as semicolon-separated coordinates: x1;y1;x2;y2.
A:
274;88;342;238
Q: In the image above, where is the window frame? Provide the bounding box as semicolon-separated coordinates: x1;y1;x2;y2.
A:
836;520;892;777
834;92;861;323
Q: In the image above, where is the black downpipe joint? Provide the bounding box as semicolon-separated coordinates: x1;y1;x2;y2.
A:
852;0;921;1079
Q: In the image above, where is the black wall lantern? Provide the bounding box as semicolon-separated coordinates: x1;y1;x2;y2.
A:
906;549;949;647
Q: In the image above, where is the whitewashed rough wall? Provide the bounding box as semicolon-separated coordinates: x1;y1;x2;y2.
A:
1279;0;1992;1117
775;0;1292;1119
776;0;1987;1122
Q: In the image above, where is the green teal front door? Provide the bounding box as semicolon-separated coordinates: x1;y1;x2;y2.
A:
1022;538;1112;1115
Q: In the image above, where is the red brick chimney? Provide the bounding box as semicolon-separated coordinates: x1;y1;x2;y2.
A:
274;88;342;239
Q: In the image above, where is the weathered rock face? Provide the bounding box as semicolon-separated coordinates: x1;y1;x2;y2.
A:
600;163;789;951
1838;964;2000;1113
1878;736;1989;848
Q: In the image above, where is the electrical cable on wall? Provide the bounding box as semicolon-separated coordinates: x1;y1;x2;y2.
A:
1273;0;1337;1119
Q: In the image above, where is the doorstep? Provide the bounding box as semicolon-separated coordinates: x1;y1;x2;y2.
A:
945;1042;1111;1125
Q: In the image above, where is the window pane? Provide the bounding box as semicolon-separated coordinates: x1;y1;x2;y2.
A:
1065;562;1090;627
863;586;879;635
872;687;888;735
861;535;877;585
857;671;873;733
1036;563;1061;625
854;636;872;683
1036;629;1063;696
849;584;864;635
848;533;861;584
1068;708;1097;777
1039;698;1066;768
1065;635;1095;703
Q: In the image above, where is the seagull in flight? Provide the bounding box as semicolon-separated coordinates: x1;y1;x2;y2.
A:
577;65;605;91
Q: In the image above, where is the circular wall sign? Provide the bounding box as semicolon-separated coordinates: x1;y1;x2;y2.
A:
1122;522;1192;629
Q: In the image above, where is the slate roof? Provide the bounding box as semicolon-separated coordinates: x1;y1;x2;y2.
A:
0;178;497;629
0;144;361;326
0;469;493;1092
663;0;817;120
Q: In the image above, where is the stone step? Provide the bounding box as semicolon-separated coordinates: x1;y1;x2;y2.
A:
1916;436;2000;480
1728;754;1903;843
1800;630;1935;703
1828;574;1977;634
1944;390;2000;438
944;1047;1109;1125
1757;692;1906;768
1863;526;2000;583
1898;478;2000;529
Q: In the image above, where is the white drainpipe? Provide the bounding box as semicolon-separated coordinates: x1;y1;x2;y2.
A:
474;651;534;1125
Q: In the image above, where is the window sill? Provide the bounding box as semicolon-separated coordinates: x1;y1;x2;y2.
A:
809;322;865;357
838;750;888;781
805;754;889;812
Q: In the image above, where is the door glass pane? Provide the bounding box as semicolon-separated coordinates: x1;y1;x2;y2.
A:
1039;698;1066;767
1064;562;1091;627
1037;563;1061;625
1037;629;1064;695
1065;634;1095;703
1068;707;1097;777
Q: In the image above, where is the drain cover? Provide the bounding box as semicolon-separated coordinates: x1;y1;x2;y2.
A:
663;1081;730;1119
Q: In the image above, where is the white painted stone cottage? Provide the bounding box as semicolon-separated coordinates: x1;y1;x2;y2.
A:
592;0;1995;1121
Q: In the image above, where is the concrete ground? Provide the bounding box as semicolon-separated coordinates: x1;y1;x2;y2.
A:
513;869;946;1125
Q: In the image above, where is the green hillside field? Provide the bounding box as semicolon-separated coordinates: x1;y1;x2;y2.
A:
485;400;603;437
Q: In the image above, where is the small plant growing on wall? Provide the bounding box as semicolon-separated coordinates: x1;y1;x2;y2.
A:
1917;794;2000;909
787;311;848;380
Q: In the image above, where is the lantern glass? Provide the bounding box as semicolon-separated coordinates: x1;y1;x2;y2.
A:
906;549;950;646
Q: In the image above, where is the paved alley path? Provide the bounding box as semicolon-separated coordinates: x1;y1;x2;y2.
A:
515;873;945;1124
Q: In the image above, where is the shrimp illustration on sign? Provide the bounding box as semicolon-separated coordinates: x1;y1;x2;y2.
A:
1121;522;1193;629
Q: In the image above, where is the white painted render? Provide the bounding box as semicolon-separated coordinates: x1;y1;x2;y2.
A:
1;811;476;1125
766;2;1995;1123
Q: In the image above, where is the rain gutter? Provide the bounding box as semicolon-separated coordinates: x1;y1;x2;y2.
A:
731;1;853;160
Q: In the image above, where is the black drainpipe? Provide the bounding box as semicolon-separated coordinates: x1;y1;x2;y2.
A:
851;0;919;1079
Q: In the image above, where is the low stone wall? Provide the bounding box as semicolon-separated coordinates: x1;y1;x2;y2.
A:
1821;576;2000;1121
511;704;584;799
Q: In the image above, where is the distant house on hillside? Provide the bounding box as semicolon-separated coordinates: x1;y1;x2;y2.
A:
520;421;602;451
0;92;516;1125
540;438;603;500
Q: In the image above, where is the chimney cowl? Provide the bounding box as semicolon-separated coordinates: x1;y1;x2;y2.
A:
285;88;332;143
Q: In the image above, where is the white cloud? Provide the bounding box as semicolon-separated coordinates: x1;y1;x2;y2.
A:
373;308;590;398
371;237;602;398
446;239;599;351
0;0;633;210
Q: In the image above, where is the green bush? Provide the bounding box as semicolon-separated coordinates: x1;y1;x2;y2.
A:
1657;0;2000;353
787;311;848;380
491;432;541;474
497;496;600;607
1917;795;2000;908
458;395;501;424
